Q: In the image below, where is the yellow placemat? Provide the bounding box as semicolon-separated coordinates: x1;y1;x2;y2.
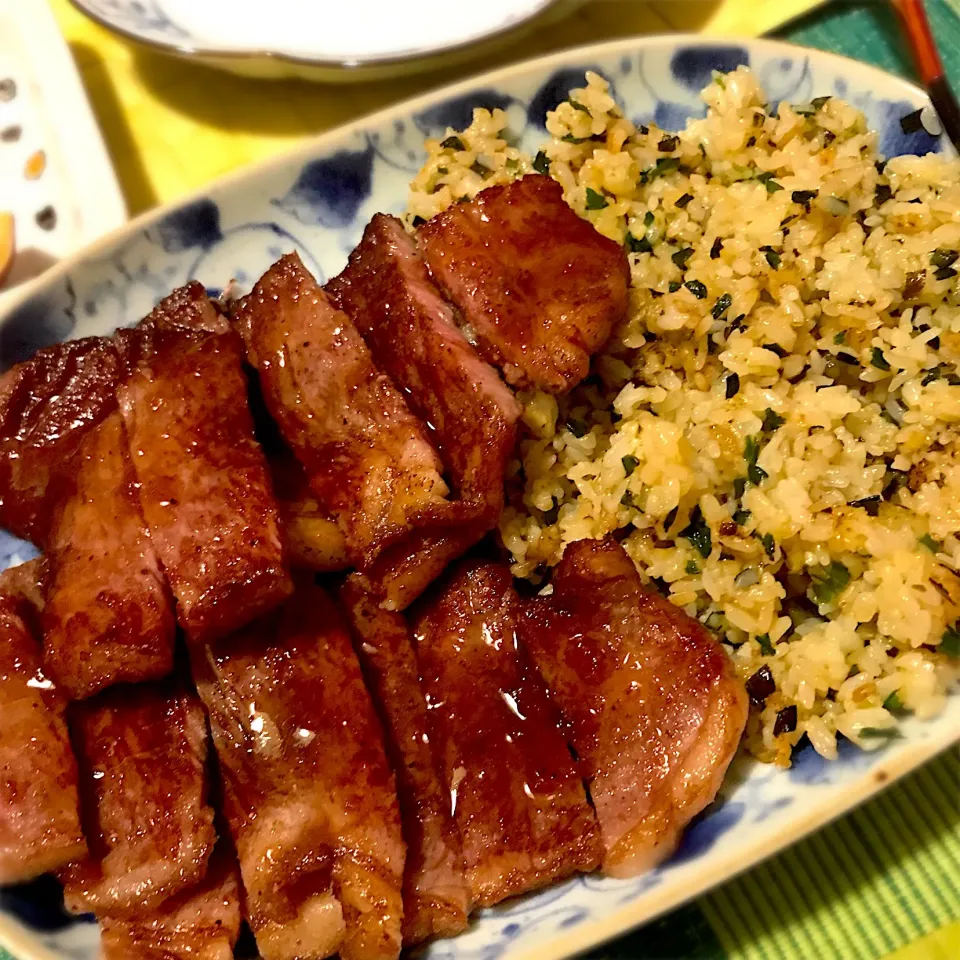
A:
49;0;823;216
887;922;960;960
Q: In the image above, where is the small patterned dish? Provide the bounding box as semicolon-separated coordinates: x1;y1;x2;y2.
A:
0;34;957;960
0;0;125;308
67;0;574;82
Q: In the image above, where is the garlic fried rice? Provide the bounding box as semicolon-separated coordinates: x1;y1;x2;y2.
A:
407;67;960;765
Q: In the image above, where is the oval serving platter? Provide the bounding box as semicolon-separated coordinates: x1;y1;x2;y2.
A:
0;35;957;960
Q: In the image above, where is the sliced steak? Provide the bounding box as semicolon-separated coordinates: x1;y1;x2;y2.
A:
0;561;85;884
412;561;600;907
100;845;242;960
113;281;230;375
0;283;230;548
118;324;292;643
519;538;748;876
418;174;629;393
233;253;462;585
341;582;469;944
61;683;215;916
42;412;175;699
192;581;404;960
327;213;520;519
269;449;348;573
0;336;122;544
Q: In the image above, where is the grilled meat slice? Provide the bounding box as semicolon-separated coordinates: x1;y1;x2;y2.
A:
270;445;482;611
100;845;242;960
327;213;520;519
0;562;85;884
0;336;122;545
351;512;487;613
269;450;349;573
418;174;629;393
341;582;469;944
62;683;215;916
114;281;231;376
520;538;748;876
412;561;600;907
232;253;452;569
0;283;225;548
42;412;175;699
117;325;291;643
193;581;404;960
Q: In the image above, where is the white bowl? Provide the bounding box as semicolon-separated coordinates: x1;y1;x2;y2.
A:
0;34;956;960
67;0;578;81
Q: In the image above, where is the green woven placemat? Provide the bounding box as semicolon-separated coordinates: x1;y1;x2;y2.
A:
784;0;960;82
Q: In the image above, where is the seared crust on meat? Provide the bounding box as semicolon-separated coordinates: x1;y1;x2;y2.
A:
61;683;215;916
193;580;404;960
418;175;629;393
233;254;449;570
341;581;470;944
413;561;600;907
235;253;484;610
0;283;227;548
42;412;175;699
118;326;291;643
0;336;122;545
327;213;520;519
100;845;242;960
520;538;748;876
0;564;85;884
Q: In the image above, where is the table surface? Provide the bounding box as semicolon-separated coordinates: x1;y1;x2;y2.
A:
2;2;959;959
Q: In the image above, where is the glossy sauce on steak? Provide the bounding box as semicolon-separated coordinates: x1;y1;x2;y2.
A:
520;538;748;876
0;562;86;885
0;283;228;549
233;253;451;578
418;175;629;393
100;845;242;960
42;412;175;699
0;336;122;545
118;326;291;643
192;581;404;960
61;683;215;916
341;582;469;943
327;213;520;519
412;561;600;906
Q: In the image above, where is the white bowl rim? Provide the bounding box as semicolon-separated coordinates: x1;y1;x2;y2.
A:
66;0;568;71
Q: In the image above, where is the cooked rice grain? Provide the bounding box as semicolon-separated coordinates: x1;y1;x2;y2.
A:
408;67;960;765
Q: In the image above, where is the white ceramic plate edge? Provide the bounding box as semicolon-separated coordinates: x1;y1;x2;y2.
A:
65;0;579;82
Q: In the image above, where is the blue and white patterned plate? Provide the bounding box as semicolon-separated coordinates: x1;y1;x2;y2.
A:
0;35;957;960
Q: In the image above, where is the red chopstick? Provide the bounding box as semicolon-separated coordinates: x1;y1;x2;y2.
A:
891;0;960;149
